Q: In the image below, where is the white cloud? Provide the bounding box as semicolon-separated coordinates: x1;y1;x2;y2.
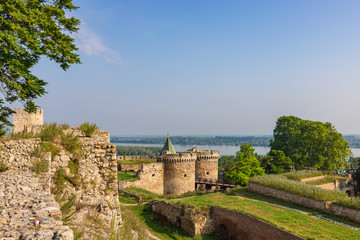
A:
76;23;121;65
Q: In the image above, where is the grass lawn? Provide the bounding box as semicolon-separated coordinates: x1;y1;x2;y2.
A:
283;170;325;179
117;171;139;182
168;192;360;240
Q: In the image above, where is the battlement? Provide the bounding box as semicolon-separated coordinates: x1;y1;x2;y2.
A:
196;150;220;159
13;108;43;134
162;152;197;163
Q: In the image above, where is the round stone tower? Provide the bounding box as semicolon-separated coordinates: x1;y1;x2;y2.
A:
162;152;197;195
195;150;220;182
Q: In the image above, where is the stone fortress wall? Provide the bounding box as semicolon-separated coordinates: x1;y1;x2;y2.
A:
13;108;44;134
194;148;219;182
0;110;121;239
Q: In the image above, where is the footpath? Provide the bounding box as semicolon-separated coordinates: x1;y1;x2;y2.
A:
0;170;73;240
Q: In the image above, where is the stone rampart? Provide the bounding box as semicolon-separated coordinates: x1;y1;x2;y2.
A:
195;150;219;182
248;182;330;211
150;201;304;239
329;203;360;223
13;108;43;134
212;207;304;240
151;201;214;236
118;162;164;195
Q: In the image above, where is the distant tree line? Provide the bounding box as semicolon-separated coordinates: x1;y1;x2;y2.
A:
111;135;360;148
116;146;162;156
111;136;272;146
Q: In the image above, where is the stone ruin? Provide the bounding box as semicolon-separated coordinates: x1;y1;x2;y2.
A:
13;108;44;134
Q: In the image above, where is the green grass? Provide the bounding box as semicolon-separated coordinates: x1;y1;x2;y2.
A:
124;187;163;202
32;159;49;174
118;192;139;204
283;170;325;179
336;197;360;211
36;142;60;159
168;192;360;240
249;174;346;201
39;123;63;142
306;176;346;186
118;171;139;182
118;159;157;165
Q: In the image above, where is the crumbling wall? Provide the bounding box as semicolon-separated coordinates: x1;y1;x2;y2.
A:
151;201;214;236
118;162;164;195
13;108;43;134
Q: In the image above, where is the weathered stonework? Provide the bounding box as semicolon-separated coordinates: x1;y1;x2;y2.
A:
195;149;219;182
151;201;214;236
150;201;304;239
248;182;330;211
13;108;43;134
0;126;121;239
163;152;197;196
118;163;165;195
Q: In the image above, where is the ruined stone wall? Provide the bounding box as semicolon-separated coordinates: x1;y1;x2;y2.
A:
118;162;164;195
212;207;304;240
195;150;219;182
118;163;143;172
13;108;43;134
151;201;214;236
315;182;335;190
0;139;39;170
0;128;121;239
163;153;196;195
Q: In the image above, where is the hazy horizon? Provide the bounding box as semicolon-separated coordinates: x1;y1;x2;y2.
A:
21;0;360;136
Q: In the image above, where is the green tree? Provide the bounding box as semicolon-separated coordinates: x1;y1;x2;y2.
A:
270;116;352;170
261;150;292;174
218;155;236;169
0;0;80;135
224;144;265;185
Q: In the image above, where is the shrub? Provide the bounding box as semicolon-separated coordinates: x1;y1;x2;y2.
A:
54;168;68;190
79;122;98;137
60;131;84;159
0;161;9;172
38;142;60;159
9;131;36;140
32;159;49;174
68;160;79;175
39;123;63;142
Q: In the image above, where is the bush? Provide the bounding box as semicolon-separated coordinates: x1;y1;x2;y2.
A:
38;142;60;159
79;122;98;137
249;174;346;201
39;123;63;142
54;168;68;190
60;131;84;159
32;159;49;174
68;160;79;175
0;161;9;172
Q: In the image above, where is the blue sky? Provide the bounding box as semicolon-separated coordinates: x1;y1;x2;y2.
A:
26;0;360;135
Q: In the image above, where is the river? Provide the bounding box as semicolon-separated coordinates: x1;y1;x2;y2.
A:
113;143;360;157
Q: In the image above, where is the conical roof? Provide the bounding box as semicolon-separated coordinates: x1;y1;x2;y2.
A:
161;133;176;155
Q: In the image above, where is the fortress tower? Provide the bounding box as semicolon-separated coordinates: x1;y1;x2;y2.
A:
193;148;220;182
162;152;197;195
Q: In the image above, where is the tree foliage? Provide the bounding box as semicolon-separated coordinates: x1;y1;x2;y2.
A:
0;0;80;135
270;116;352;170
261;149;292;174
224;144;265;186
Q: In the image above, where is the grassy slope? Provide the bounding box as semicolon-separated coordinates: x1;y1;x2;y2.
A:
168;192;360;240
119;159;157;165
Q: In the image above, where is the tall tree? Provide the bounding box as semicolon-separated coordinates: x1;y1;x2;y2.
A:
224;144;265;185
270;116;352;170
0;0;80;135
